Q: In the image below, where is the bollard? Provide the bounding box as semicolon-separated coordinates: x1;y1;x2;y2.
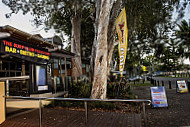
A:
6;80;9;96
84;101;88;124
169;81;172;89
39;99;42;127
157;81;160;86
151;79;153;85
187;80;190;93
162;81;164;86
154;80;157;86
143;102;147;127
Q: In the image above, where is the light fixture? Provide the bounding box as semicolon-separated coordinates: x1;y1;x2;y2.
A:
0;32;11;39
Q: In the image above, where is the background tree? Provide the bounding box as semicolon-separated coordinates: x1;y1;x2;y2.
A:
2;0;95;79
176;20;190;59
108;0;186;76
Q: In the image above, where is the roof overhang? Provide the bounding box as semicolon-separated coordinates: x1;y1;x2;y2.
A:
50;49;76;58
0;25;55;48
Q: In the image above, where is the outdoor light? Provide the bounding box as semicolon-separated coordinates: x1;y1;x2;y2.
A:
0;32;10;39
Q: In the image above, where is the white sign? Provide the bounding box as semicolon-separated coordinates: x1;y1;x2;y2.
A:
177;80;188;93
151;86;168;107
38;85;48;91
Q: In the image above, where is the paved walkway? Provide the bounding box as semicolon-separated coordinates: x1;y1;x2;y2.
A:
4;83;189;127
0;108;142;127
132;85;190;127
5;91;67;116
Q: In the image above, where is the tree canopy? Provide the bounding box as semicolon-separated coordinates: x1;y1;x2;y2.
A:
2;0;188;98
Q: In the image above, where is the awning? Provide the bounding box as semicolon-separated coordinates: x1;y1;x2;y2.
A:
0;25;55;48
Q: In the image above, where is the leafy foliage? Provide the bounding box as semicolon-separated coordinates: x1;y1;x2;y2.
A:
70;82;92;98
2;0;94;57
107;81;136;99
46;80;136;110
2;0;188;79
175;19;190;53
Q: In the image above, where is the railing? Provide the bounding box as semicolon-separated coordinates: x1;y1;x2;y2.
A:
5;96;151;127
0;76;29;81
0;76;29;96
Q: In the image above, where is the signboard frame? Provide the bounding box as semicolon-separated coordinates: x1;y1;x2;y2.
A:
176;80;188;93
150;86;168;108
35;65;48;91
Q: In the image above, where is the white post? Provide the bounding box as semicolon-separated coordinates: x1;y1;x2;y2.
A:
6;80;9;96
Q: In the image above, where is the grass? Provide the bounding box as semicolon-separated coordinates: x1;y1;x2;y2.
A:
157;75;190;78
132;82;153;87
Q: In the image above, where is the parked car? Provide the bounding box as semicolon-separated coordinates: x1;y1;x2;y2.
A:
147;76;152;81
152;71;164;77
110;71;126;76
128;75;142;81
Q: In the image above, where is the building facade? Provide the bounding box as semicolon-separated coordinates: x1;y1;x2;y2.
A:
0;25;84;97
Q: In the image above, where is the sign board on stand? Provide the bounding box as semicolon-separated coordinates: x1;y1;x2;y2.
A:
176;80;188;93
150;86;168;107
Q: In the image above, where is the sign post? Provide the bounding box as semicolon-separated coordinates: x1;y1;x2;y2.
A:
0;82;6;124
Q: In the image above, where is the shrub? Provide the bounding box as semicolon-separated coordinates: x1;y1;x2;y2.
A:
70;82;92;98
107;81;136;99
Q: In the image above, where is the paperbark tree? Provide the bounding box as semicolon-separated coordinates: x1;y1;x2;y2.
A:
107;0;122;76
89;0;121;83
90;0;114;99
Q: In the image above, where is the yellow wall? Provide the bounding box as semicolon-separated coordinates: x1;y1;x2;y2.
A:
0;82;5;124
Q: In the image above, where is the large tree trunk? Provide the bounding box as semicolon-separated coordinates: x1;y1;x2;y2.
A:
107;40;119;75
107;0;121;76
90;0;121;82
89;39;96;83
91;0;114;99
89;0;102;83
71;0;82;79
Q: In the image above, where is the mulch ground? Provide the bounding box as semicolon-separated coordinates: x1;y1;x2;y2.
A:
132;85;190;127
